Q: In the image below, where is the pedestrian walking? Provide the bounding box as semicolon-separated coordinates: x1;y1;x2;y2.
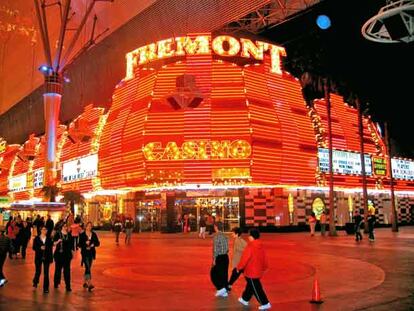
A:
0;227;11;287
79;222;100;291
53;223;74;291
228;227;247;291
237;228;271;310
308;212;317;236
183;214;190;233
113;217;123;245
124;215;134;244
353;210;363;241
70;219;81;250
7;219;18;259
368;209;376;242
320;211;327;236
210;222;229;298
17;221;31;259
32;226;54;293
45;215;54;238
199;214;207;239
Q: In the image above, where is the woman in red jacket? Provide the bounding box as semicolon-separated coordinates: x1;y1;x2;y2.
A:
237;228;271;310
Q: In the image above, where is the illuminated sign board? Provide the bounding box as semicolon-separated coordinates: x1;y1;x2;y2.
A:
8;174;27;192
372;156;387;177
62;154;98;183
0;139;6;153
33;169;44;189
391;158;414;180
318;148;372;175
125;34;286;80
143;140;251;161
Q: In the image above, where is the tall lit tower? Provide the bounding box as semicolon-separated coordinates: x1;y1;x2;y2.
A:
34;0;111;191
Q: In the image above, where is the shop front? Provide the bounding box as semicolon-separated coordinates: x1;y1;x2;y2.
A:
1;32;414;230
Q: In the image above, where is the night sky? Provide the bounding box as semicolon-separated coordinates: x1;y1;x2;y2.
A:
262;0;414;157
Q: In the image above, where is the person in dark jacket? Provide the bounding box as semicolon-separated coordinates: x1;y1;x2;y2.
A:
368;210;376;242
53;223;74;291
0;227;11;287
45;215;54;238
112;217;122;245
79;222;100;291
124;216;134;244
199;214;207;239
353;210;363;241
237;228;271;310
17;221;31;259
32;226;54;293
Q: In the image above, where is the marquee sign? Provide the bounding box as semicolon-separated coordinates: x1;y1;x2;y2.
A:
125;34;286;80
391;158;414;180
33;169;44;189
143;140;251;161
8;174;27;192
62;154;98;183
372;156;387;177
318;148;372;175
0;138;6;153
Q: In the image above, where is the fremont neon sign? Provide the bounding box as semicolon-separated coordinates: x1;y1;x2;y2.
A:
143;140;251;161
125;34;286;80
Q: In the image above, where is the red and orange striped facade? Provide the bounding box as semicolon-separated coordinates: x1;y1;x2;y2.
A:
1;33;413;227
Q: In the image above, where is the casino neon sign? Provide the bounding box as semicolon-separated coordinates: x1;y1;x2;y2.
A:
125;34;286;80
143;140;251;161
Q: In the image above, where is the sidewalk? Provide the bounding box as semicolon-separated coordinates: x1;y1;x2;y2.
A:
1;227;413;310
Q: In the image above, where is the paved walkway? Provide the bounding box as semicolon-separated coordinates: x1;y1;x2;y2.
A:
1;227;414;310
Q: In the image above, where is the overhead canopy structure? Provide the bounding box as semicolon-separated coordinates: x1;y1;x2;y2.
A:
220;0;321;34
9;201;66;211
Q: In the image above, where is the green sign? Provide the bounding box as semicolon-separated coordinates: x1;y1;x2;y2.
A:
0;197;9;204
373;156;387;176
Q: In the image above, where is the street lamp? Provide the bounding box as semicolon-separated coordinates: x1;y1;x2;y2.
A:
324;78;337;236
34;0;111;194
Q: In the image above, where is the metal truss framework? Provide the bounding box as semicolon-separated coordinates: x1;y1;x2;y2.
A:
219;0;321;34
362;0;414;43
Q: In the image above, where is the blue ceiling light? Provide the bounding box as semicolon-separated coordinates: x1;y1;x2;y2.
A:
38;65;52;74
316;15;331;30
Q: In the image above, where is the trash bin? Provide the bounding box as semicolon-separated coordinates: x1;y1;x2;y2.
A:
345;222;355;234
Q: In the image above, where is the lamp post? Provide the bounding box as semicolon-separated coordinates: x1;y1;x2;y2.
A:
34;0;110;194
324;78;337;236
384;122;398;232
356;97;369;233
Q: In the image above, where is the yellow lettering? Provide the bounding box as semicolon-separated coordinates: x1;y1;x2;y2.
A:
182;141;197;159
263;43;286;75
197;140;208;160
143;142;163;160
125;51;137;80
230;140;251;159
157;38;175;59
210;141;230;159
175;36;210;56
137;43;157;65
212;35;240;56
163;142;180;160
240;39;264;60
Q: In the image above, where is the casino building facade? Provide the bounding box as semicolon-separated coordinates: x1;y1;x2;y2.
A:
1;33;414;231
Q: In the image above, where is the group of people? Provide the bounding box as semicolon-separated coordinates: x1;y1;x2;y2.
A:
198;213;221;238
211;223;271;310
4;216;32;259
0;214;100;294
112;215;134;245
308;209;377;241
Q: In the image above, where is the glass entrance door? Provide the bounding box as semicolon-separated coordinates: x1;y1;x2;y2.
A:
136;200;161;232
195;197;240;232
